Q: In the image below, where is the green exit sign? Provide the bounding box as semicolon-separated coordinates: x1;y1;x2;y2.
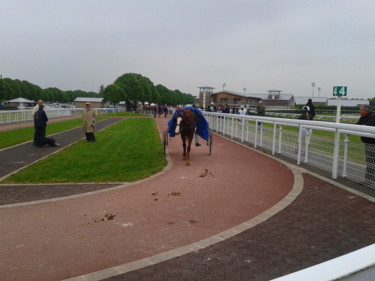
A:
333;86;347;97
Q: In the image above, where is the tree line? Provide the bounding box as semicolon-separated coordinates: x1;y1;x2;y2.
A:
0;73;195;107
0;78;98;104
102;73;194;109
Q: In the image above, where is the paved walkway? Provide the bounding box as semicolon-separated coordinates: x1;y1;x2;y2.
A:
0;117;374;281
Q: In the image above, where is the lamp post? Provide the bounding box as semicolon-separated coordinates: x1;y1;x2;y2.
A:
222;83;226;91
318;87;321;97
312;82;316;97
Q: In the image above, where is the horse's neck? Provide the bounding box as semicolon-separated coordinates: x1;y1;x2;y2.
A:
177;109;195;128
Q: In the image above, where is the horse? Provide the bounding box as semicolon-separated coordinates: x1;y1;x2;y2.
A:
173;108;198;166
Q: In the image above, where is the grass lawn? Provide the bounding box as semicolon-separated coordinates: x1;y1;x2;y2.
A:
1;118;167;183
0;118;84;149
0;112;147;150
102;112;148;117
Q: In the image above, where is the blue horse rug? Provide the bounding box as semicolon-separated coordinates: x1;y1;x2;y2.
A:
168;107;209;141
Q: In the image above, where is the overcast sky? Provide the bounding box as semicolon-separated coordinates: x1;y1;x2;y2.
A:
1;0;374;99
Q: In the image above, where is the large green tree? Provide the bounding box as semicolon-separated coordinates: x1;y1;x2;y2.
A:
103;83;126;104
112;73;193;108
114;73;156;111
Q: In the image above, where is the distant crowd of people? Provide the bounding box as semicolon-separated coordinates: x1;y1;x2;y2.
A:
143;105;174;118
204;101;266;117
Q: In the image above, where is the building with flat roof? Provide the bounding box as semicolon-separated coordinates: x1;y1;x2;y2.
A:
74;97;103;108
197;86;215;109
208;89;295;109
210;90;261;108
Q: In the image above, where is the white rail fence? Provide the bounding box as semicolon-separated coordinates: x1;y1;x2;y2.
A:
203;112;375;189
0;108;124;125
271;244;375;281
266;111;359;123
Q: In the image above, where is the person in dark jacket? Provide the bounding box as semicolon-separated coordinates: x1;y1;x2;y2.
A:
34;104;48;147
356;104;375;185
163;105;168;118
306;99;315;120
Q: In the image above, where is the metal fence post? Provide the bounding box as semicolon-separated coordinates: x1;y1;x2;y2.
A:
231;117;234;139
332;128;341;179
247;120;250;143
304;129;311;164
272;122;277;155
241;118;245;143
254;119;258;148
342;134;349;178
297;125;302;165
278;125;283;154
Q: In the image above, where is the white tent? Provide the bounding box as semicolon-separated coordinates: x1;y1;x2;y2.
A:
6;97;35;108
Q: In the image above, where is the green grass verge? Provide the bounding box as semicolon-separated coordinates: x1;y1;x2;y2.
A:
102;112;148;117
1;118;167;183
0;118;85;149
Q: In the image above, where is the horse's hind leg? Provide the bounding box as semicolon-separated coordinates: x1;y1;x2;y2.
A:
182;136;187;161
185;136;193;166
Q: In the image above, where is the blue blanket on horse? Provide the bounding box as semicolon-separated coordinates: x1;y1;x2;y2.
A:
168;107;209;141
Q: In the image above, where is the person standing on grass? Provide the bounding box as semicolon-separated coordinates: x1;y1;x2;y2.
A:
32;99;44;145
32;99;43;116
83;102;96;142
356;104;375;186
34;104;48;147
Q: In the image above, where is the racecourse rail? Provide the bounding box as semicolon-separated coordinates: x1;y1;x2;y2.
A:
202;111;375;189
0;107;125;125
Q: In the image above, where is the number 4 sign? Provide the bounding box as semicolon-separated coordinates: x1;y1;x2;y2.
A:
333;86;347;97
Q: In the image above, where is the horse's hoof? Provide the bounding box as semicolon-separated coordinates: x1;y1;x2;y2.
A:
185;162;190;166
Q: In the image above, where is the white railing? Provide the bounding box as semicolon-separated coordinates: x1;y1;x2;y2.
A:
271;244;375;281
0;108;125;125
203;112;375;189
265;112;359;123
